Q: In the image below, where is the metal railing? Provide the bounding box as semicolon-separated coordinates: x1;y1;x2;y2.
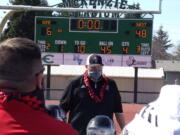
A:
0;0;162;14
44;88;160;104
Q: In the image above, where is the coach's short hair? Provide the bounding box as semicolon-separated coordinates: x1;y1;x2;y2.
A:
0;37;43;90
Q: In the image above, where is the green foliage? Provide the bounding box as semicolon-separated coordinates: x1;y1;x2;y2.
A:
152;26;174;60
9;0;48;6
0;0;52;41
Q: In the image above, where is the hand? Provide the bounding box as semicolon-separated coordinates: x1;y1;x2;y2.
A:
46;104;67;122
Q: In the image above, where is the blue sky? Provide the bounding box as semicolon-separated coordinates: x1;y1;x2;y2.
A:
0;0;180;51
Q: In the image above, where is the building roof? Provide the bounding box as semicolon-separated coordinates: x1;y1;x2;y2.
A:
44;65;164;79
155;60;180;72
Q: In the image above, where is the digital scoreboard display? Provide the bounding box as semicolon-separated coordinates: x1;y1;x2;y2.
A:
35;17;153;55
70;19;117;32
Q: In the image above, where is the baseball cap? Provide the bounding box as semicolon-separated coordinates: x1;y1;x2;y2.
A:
86;54;103;66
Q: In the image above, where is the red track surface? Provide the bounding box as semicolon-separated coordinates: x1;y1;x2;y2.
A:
45;100;144;135
114;104;144;134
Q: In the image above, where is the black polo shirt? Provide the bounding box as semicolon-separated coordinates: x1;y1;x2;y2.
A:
60;75;123;135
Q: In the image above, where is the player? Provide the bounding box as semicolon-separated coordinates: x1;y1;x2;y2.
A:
121;85;180;135
87;115;116;135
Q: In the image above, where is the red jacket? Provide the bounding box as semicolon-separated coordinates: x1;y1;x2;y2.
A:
0;99;78;135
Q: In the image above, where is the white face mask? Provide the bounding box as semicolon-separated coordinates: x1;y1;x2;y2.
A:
88;69;102;81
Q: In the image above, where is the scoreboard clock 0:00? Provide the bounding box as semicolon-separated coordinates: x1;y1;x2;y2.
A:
35;17;153;55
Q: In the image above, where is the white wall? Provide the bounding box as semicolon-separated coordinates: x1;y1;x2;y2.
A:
44;75;164;103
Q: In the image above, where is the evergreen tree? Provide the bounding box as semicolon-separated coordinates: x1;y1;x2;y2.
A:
174;43;180;60
152;26;174;60
0;0;52;41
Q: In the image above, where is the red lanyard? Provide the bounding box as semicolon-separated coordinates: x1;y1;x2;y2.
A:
84;71;108;103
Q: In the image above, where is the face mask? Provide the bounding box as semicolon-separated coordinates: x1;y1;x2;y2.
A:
88;69;102;81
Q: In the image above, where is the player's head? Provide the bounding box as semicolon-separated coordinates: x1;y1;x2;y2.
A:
85;54;103;82
0;37;44;92
86;115;115;135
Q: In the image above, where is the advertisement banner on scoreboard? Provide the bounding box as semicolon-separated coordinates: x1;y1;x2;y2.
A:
41;53;152;67
122;55;152;67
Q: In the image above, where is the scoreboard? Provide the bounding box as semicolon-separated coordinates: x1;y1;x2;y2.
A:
35;17;153;67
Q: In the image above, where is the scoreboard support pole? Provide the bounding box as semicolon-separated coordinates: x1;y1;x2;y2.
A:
46;65;51;100
133;67;138;103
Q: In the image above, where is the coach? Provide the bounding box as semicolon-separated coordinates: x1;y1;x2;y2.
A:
60;54;125;135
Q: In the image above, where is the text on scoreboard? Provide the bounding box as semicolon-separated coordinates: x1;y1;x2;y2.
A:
35;17;153;55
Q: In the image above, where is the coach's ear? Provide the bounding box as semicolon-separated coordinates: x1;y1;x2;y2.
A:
35;74;44;89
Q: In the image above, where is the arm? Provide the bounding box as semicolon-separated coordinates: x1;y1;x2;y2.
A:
60;81;74;114
115;113;125;129
111;79;125;130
